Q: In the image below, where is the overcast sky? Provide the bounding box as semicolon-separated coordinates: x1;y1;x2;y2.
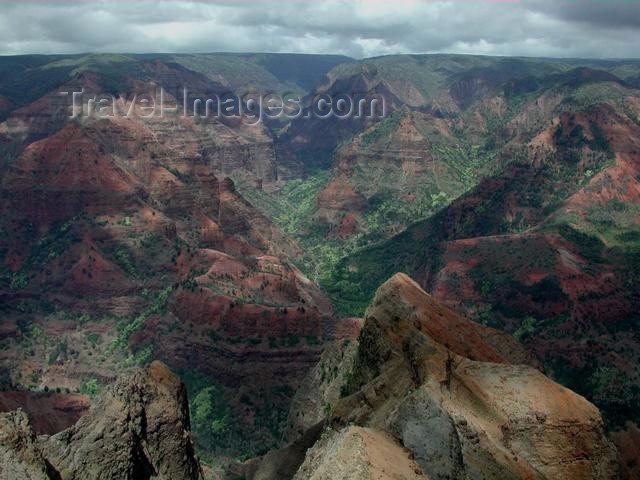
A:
0;0;638;59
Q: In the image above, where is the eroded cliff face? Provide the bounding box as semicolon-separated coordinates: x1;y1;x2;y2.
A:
0;275;624;480
329;95;640;435
283;322;361;442
312;109;461;237
0;361;202;480
611;422;640;480
246;273;619;480
0;95;337;454
2;53;639;475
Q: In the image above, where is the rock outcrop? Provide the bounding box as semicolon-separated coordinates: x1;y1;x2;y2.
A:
332;273;618;479
250;273;619;479
283;337;360;442
0;361;203;480
293;426;426;480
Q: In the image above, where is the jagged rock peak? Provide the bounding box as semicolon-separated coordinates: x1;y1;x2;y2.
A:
358;272;538;375
0;361;203;480
337;272;619;480
222;273;620;479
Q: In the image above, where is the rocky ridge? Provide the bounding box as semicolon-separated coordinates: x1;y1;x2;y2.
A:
245;273;619;479
0;361;202;480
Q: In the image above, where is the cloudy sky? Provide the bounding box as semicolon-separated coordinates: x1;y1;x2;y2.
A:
0;0;638;59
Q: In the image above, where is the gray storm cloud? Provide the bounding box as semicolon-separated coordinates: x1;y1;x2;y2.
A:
0;0;638;58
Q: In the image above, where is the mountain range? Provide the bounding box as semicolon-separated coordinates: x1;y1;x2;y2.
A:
0;51;639;479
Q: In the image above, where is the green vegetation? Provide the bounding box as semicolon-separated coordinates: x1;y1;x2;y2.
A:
114;286;172;350
171;53;347;95
513;316;537;342
234;132;501;316
175;370;235;456
329;54;569;105
0;51;347;119
232;170;330;234
3;52;640;461
563;81;633;111
80;377;101;397
2;217;79;291
557;224;605;264
85;332;101;347
358;109;404;150
339;366;355;398
191;386;230;447
16;319;43;340
548;358;640;429
582;199;640;248
113;247;137;277
553;116;613;159
177;368;294;460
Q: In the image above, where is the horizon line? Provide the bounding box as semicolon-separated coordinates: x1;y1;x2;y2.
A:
1;51;640;62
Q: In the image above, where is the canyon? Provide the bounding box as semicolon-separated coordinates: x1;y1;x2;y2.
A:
0;52;639;477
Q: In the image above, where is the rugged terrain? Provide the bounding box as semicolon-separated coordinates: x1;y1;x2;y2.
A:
0;289;622;478
240;274;618;479
1;52;639;472
327;67;640;435
0;361;202;480
0;53;346;459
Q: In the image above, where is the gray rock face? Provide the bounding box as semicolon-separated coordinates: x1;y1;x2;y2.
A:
388;388;464;480
0;362;203;480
